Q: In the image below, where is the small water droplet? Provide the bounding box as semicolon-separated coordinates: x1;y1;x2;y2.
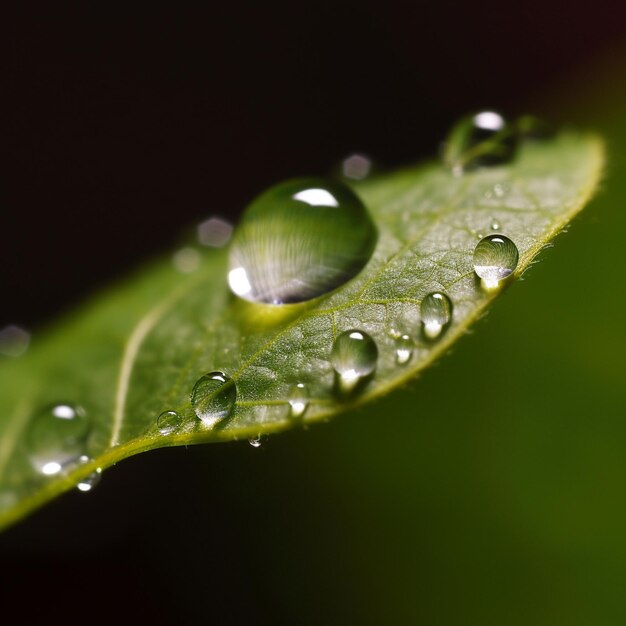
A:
197;217;233;248
157;410;181;435
491;219;500;231
77;467;102;493
421;293;453;339
248;435;262;448
394;334;414;365
0;325;30;357
191;371;236;426
228;179;377;304
443;111;517;174
331;330;378;394
172;247;201;274
289;383;309;419
341;153;373;181
27;404;89;476
473;234;519;289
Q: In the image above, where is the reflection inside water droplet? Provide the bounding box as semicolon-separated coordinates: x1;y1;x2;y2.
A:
157;410;182;435
394;334;414;365
228;178;377;304
77;467;102;493
443;110;517;175
191;371;236;426
289;383;308;419
473;234;519;289
331;330;378;395
421;292;452;340
27;404;90;476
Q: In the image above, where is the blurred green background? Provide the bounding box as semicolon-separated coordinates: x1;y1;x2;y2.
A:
3;7;626;626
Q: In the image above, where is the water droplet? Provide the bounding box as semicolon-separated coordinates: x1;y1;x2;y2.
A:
491;219;500;231
421;293;453;339
228;179;377;304
394;334;414;365
341;153;373;181
157;410;181;435
331;330;378;394
191;371;236;427
172;247;201;274
77;468;102;493
27;404;89;476
473;234;519;289
289;383;309;419
0;325;30;357
248;435;262;448
197;217;233;248
443;111;517;175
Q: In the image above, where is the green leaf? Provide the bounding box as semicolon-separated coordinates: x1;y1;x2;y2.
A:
0;131;604;529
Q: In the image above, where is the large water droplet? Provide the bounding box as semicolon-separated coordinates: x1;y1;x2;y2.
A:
330;330;378;394
443;111;517;175
473;234;519;289
157;410;181;435
421;292;452;339
27;404;90;476
191;372;236;426
289;383;309;419
228;179;377;304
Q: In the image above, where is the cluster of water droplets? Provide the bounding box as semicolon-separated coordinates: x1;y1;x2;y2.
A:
17;110;533;496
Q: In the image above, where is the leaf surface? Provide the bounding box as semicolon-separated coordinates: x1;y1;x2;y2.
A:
0;132;604;529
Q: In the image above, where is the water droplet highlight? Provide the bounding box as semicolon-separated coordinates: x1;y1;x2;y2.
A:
491;219;500;231
27;404;90;476
191;371;236;427
0;325;30;357
331;330;378;394
473;234;519;289
421;293;453;339
77;468;102;493
157;410;181;435
228;179;377;304
248;435;262;448
289;383;309;419
394;334;414;365
443;111;517;175
341;153;373;181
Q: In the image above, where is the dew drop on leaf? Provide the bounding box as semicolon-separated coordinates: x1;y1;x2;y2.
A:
228;178;377;304
473;234;519;289
331;330;378;395
443;111;517;175
26;404;90;476
157;410;181;435
191;371;237;427
394;334;414;365
421;292;453;340
77;467;102;493
289;383;309;419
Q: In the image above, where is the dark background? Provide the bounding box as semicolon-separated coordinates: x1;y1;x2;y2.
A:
3;4;626;625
